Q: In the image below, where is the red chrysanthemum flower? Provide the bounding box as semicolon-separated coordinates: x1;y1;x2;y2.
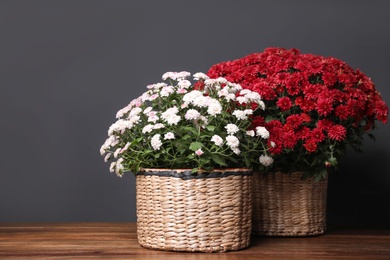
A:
280;130;298;149
296;126;310;140
276;97;293;111
335;105;351;120
310;128;326;143
286;114;304;129
316;97;334;116
303;140;318;153
374;98;389;124
207;47;388;176
252;81;277;100
295;96;316;112
317;119;333;132
327;125;347;141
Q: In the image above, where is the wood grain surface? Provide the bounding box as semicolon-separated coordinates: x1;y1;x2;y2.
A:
0;223;389;259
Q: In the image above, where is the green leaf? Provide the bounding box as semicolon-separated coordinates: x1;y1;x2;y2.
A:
189;142;203;151
243;156;251;167
131;137;143;145
206;125;216;132
182;134;192;140
200;157;211;164
315;168;327;182
328;157;338;166
182;126;198;135
211;154;227;166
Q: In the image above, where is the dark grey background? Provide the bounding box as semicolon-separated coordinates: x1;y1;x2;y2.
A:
1;0;389;228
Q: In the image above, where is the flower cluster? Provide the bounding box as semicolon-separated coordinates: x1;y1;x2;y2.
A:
100;71;272;176
207;47;388;179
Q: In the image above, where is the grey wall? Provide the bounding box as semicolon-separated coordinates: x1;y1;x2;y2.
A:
1;0;389;228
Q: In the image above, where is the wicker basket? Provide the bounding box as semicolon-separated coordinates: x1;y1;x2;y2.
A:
136;168;252;252
252;171;328;236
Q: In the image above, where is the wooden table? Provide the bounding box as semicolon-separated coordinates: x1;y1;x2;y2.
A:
0;223;389;259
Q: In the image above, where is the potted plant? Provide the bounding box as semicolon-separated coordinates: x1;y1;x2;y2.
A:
100;71;272;252
207;47;388;236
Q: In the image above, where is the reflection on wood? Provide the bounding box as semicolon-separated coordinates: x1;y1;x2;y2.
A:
0;223;390;259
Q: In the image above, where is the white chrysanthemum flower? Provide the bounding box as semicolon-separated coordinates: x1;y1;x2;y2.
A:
109;162;116;173
104;153;111;162
259;155;273;166
218;88;237;101
216;77;228;84
204;78;218;86
232;147;241;155
143;107;152;114
176;71;191;80
166;114;181;125
154;82;167;91
245;91;262;103
140;91;151;102
115;158;124;177
207;100;222;116
218;88;228;97
162;72;175;80
147;111;159;123
177;88;187;94
240;89;252;95
226;94;236;101
230;83;242;92
100;136;118;155
193;72;209;80
148;94;159;101
226;135;240;148
113;148;121;158
232;110;247;120
129;107;142;117
195;149;203;156
185;109;201;120
246;130;255;137
237;96;248;104
128;115;140;125
161;107;179;120
258;101;266;110
156;82;166;87
120;142;131;153
193;96;210;108
178;80;191;89
211;135;223;146
198;116;208;128
225;124;239;135
244;109;253;115
151;134;162;150
142;124;154;134
129;97;142;107
148;115;159;123
153;123;165;129
160;86;175;97
107;121;119;136
256;126;270;139
183;90;203;104
164;132;175;140
108;119;134;135
116;104;132;119
163;71;191;81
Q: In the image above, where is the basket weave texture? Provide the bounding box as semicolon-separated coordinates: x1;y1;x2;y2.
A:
252;171;328;237
136;169;252;252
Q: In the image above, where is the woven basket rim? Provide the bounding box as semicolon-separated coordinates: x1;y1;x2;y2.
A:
137;168;252;180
